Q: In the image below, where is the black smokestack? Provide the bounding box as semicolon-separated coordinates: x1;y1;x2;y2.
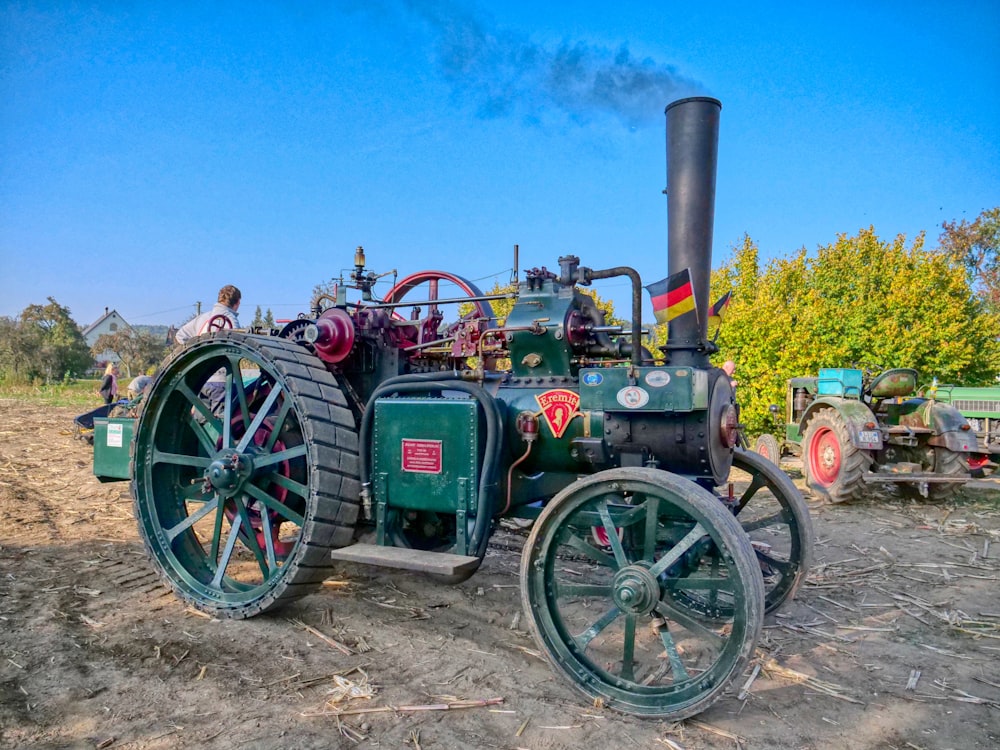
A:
665;96;721;367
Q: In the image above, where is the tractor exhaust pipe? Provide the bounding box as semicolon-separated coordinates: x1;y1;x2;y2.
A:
664;96;721;368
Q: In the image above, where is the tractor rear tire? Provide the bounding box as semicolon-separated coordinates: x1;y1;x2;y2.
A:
904;447;968;502
928;448;969;500
803;410;869;503
754;434;782;465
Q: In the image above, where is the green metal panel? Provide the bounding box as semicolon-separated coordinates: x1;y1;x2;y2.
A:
504;279;576;378
934;386;1000;418
578;367;707;412
93;417;134;481
372;397;480;513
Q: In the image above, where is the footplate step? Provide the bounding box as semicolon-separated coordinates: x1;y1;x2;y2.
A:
330;543;480;575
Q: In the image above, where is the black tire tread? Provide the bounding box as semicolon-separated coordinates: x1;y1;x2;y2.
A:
802;410;869;503
132;331;360;619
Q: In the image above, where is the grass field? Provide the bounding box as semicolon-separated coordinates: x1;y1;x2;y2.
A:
0;379;105;408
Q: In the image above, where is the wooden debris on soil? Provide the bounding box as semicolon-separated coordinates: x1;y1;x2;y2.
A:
302;696;504;718
761;658;863;705
290;618;354;655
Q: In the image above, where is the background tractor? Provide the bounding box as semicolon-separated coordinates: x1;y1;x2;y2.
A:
755;368;998;502
92;97;813;721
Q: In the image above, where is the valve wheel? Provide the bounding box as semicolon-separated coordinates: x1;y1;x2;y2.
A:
132;332;361;618
382;270;494;320
204;314;234;333
520;467;763;719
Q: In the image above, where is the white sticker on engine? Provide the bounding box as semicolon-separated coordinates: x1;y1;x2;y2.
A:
616;386;650;409
106;423;124;448
644;371;671;387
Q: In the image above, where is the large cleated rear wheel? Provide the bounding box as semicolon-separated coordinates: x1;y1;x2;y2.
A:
132;332;361;619
803;410;869;502
520;468;763;719
731;449;813;614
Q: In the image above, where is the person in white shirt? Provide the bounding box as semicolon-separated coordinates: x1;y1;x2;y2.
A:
175;285;242;414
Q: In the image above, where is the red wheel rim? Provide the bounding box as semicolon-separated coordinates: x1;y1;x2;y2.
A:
808;427;841;485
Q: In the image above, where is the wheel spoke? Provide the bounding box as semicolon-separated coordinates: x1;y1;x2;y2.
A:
621;613;637;681
267;472;308;502
643;493;659;563
152;448;213;470
563;531;616;566
231;495;270;577
740;511;786;533
576;606;621;649
556;582;613;598
181;482;210;501
654;600;725;648
657;622;691;682
164;497;219;543
262;398;293;452
229;358;251;432
253;443;307;470
209;497;226;561
221;372;234;449
259;503;278;569
211;511;244;588
598;500;628;568
756;550;792;573
648;523;706;578
235;383;283;453
176;380;221;438
245;482;305;526
735;473;767;512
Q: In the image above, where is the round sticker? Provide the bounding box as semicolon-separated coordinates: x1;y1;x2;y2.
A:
582;372;604;386
616;386;650;409
644;371;671;388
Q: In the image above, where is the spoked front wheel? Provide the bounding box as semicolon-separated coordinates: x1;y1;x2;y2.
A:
132;332;361;618
520;468;763;719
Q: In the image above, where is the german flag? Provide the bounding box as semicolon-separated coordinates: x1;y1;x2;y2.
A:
646;269;696;325
708;290;732;329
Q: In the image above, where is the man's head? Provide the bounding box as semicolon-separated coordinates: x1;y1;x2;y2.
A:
722;360;736;376
218;285;242;310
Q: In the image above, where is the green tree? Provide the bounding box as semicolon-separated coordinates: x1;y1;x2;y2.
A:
0;298;92;382
707;228;1000;436
938;207;1000;312
91;328;168;378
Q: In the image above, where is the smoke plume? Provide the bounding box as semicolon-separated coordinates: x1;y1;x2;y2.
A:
378;1;705;128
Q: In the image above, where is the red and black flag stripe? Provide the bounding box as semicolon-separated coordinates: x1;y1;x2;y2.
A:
645;269;697;325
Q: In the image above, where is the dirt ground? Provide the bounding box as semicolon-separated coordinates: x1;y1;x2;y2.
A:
1;399;999;750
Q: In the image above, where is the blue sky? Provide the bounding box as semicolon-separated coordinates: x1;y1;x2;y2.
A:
2;0;998;329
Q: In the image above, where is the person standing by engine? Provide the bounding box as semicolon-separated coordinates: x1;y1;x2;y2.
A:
722;359;737;388
175;285;242;414
175;284;242;345
98;362;119;404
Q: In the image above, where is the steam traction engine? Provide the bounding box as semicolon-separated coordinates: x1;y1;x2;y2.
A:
130;98;812;719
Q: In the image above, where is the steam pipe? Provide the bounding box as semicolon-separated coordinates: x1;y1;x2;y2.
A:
562;259;644;369
664;96;721;368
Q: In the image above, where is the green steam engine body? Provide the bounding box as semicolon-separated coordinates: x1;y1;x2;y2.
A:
118;97;812;720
